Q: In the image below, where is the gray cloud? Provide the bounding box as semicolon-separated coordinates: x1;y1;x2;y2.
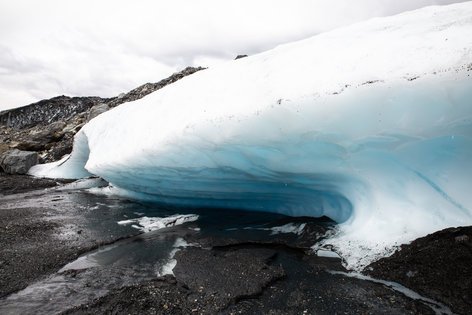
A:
0;0;468;110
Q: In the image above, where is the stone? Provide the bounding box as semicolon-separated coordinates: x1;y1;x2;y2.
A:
455;234;469;243
87;103;110;121
0;149;38;174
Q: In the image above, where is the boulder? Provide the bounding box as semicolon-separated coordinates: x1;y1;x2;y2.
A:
87;103;110;121
0;149;38;174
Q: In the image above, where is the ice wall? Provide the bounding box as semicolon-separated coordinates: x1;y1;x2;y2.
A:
30;2;472;268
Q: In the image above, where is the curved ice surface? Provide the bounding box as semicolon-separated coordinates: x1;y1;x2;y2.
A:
30;3;472;268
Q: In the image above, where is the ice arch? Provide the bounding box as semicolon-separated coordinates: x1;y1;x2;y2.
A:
30;2;472;268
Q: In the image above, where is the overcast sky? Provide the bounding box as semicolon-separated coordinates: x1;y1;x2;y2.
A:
0;0;467;110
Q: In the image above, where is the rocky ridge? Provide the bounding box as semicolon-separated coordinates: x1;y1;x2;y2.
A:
0;66;205;169
0;96;107;130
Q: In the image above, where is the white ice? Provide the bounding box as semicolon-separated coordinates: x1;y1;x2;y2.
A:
29;2;472;269
57;177;108;191
157;237;194;276
269;223;306;235
316;250;342;259
117;214;199;233
238;223;306;235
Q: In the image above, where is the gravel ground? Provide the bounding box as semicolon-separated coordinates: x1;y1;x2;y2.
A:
0;173;469;314
0;173;139;298
368;226;472;315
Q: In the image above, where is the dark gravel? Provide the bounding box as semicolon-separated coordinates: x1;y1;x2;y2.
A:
0;173;61;195
0;174;139;298
367;226;472;315
64;242;435;315
173;247;285;311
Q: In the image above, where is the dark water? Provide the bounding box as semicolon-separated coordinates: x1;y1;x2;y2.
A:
0;185;333;315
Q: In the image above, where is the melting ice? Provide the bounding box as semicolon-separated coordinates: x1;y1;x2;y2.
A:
30;3;472;269
117;214;199;233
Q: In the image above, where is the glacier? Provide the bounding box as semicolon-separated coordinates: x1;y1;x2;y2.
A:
30;2;472;269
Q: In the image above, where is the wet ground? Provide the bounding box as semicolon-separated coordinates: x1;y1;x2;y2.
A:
0;174;466;314
368;226;472;315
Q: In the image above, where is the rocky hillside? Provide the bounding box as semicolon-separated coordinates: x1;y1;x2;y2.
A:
107;66;206;107
0;66;205;171
0;96;108;129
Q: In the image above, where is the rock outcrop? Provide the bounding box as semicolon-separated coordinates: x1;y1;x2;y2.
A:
234;54;248;60
106;66;205;108
0;96;107;129
87;103;110;122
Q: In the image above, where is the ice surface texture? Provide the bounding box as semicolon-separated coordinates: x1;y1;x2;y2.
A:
30;3;472;269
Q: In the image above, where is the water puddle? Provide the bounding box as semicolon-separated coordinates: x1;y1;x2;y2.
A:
329;271;454;315
0;228;195;315
0;184;331;314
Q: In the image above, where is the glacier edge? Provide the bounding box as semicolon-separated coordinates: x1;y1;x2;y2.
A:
29;2;472;269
